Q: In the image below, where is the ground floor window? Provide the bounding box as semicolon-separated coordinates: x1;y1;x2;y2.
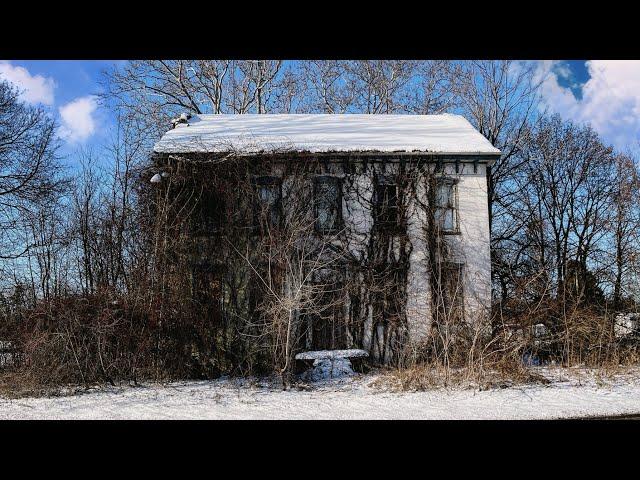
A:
303;266;347;350
438;262;465;322
191;262;224;312
192;189;226;236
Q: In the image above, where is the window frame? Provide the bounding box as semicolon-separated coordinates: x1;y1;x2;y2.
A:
252;176;283;232
373;176;401;232
192;188;225;237
434;177;460;235
304;264;347;350
313;175;344;235
438;261;465;322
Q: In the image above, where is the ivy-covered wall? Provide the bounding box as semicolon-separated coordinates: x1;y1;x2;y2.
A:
149;153;492;371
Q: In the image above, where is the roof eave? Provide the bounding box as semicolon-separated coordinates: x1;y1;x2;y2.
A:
153;149;501;165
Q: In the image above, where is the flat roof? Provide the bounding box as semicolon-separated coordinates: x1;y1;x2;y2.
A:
154;114;501;157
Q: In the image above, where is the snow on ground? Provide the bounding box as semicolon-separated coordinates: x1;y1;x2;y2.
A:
1;368;640;420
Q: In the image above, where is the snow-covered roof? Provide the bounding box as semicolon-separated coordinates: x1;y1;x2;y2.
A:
153;114;501;157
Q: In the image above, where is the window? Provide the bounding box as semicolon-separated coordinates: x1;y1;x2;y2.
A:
439;262;465;322
192;262;224;311
435;178;459;233
253;176;282;230
193;189;225;236
304;266;347;350
374;178;400;230
314;176;343;234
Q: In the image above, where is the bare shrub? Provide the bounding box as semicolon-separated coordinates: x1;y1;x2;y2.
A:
374;319;550;392
0;289;231;393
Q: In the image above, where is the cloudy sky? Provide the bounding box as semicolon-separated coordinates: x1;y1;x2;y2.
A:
0;60;116;157
540;60;640;152
1;60;638;157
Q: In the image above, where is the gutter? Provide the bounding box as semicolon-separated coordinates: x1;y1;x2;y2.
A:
153;150;502;166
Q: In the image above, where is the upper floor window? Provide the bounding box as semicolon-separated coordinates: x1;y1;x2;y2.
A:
374;177;400;231
254;176;282;230
193;189;225;236
314;176;343;234
435;178;459;234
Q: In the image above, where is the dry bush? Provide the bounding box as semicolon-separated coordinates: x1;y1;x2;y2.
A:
496;297;640;367
372;361;549;393
0;291;229;393
373;334;549;392
370;306;556;392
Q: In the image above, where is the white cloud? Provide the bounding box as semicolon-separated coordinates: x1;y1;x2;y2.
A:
58;95;99;143
553;62;572;81
0;61;56;105
539;60;640;151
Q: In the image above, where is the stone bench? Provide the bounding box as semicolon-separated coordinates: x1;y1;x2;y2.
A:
294;349;369;375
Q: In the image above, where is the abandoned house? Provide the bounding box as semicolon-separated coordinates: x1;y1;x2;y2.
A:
151;114;500;366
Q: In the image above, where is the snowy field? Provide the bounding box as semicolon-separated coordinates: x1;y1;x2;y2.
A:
2;367;640;420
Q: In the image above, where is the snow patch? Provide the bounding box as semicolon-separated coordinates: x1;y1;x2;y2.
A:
615;313;640;338
295;349;368;360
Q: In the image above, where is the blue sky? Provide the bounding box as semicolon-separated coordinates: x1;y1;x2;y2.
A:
0;60;121;160
1;60;638;161
551;60;590;100
12;60;112;105
539;60;640;153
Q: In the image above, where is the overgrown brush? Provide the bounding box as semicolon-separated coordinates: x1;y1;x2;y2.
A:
372;360;550;392
0;292;231;393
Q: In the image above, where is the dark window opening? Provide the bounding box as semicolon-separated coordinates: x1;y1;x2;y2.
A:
438;262;465;322
434;178;459;234
193;189;225;236
253;176;282;231
374;178;400;231
248;261;284;320
303;266;347;350
314;176;343;234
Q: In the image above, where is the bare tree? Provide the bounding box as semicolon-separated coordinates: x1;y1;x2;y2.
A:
0;80;64;265
345;60;418;113
298;61;355;113
69;118;145;296
300;60;435;114
102;60;292;143
608;153;640;308
453;60;542;234
404;61;458;114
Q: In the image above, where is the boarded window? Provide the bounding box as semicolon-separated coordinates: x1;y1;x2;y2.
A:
434;178;459;233
314;176;343;234
253;176;282;230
